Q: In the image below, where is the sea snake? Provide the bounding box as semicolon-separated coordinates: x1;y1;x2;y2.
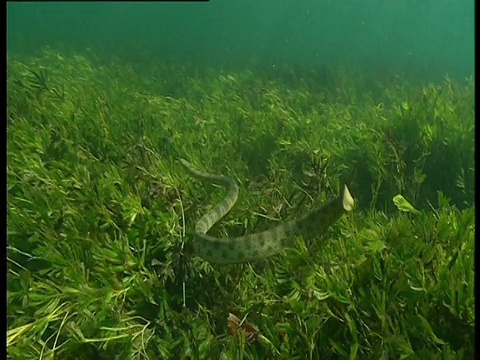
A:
180;159;354;264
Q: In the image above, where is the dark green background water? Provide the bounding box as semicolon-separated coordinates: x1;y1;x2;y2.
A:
7;0;474;82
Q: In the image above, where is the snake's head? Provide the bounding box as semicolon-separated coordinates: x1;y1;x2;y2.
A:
342;185;355;211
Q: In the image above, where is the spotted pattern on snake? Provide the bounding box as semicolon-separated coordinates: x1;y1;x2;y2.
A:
180;159;354;264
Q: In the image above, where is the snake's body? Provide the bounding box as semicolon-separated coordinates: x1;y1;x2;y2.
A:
180;159;354;264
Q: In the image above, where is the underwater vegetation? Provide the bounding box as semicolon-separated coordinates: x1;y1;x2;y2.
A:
7;47;474;359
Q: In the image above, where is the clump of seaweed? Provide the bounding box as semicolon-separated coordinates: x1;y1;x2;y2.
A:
7;47;474;359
